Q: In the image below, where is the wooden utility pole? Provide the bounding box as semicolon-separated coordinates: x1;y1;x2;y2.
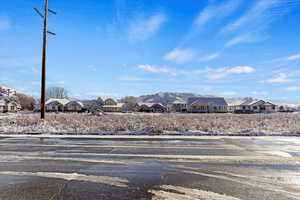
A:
34;0;56;119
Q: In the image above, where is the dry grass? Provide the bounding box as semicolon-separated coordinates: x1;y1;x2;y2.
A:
1;112;300;135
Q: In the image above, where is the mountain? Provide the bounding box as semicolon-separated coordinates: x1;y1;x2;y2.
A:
136;92;215;104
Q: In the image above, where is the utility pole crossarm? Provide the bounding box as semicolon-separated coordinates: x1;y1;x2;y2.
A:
33;7;44;18
47;31;56;35
48;9;57;15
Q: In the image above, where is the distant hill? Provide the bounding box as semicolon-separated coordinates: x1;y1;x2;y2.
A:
136;92;215;104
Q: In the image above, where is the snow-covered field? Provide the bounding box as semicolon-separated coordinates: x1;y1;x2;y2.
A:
0;112;300;135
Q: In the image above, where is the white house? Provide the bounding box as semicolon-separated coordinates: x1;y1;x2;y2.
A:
228;99;277;113
171;99;188;112
65;100;84;112
45;98;70;112
187;97;228;113
0;98;20;113
101;98;124;112
35;98;84;112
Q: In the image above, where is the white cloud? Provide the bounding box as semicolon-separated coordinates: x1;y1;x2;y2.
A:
207;66;255;79
265;73;294;83
128;13;167;41
137;64;184;76
198;53;220;62
137;64;169;73
227;66;255;73
119;76;143;81
194;0;241;27
181;0;241;44
164;48;197;63
225;34;254;47
273;53;300;62
222;0;299;46
284;86;300;92
0;16;11;31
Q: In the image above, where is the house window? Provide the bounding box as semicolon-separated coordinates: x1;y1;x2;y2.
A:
253;106;257;110
272;106;276;110
242;106;246;110
11;106;15;110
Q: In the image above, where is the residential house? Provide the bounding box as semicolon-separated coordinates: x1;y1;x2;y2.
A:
138;103;152;112
151;103;167;113
101;98;124;112
65;100;84;112
187;97;228;113
138;103;167;113
35;98;85;112
278;105;296;112
171;99;188;112
229;99;277;113
0;98;20;113
45;98;70;112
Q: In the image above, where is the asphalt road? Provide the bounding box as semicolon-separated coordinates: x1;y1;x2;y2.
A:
0;136;300;200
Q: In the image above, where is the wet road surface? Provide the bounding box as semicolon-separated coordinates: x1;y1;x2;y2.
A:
0;136;300;200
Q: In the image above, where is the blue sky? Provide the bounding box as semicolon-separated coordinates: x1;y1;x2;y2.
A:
1;0;300;101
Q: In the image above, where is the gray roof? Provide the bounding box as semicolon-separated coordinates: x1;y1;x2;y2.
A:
187;97;228;106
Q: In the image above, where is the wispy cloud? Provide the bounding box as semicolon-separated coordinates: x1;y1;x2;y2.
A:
284;86;300;91
164;48;197;63
0;16;11;31
273;53;300;62
222;0;300;46
137;64;255;80
198;53;220;62
225;33;259;47
265;73;294;83
137;64;185;76
128;12;167;41
207;66;255;79
0;57;40;68
195;0;242;27
164;48;220;63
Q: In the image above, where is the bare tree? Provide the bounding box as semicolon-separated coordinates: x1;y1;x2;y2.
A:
46;87;68;99
16;93;36;111
120;96;139;112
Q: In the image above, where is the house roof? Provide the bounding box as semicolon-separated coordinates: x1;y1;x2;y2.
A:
138;103;165;107
46;98;70;106
172;99;187;104
187;97;227;106
66;100;84;107
0;98;19;106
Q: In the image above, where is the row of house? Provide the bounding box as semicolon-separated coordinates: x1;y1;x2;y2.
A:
34;99;85;112
97;98;167;113
35;96;287;114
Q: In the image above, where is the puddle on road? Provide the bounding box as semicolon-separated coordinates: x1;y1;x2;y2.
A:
149;185;241;200
0;171;129;188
